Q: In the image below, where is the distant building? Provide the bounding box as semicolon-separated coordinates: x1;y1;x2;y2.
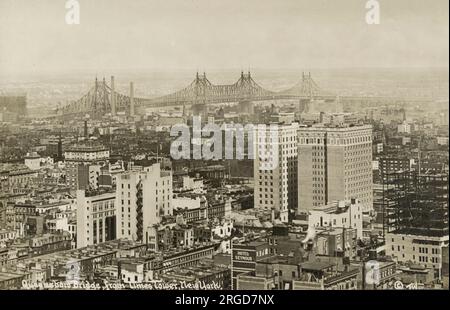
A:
77;164;101;190
0;95;27;117
27;232;72;256
0;164;38;195
182;175;204;192
24;152;41;171
315;227;359;259
173;196;207;223
378;156;411;178
0;229;16;247
270;112;295;124
437;136;449;146
64;142;110;191
397;121;411;134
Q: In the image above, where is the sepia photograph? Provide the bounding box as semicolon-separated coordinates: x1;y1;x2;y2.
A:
0;0;448;302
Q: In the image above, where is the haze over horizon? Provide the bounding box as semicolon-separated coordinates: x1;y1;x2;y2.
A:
0;0;448;79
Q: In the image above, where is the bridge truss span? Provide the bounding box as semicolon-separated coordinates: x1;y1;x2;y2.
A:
57;71;336;116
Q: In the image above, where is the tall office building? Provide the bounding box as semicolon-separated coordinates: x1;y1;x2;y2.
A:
298;124;373;213
254;122;298;223
116;163;172;243
76;189;117;248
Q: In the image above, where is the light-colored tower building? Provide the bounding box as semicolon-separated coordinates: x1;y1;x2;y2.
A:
76;189;116;248
254;122;299;223
298;124;373;213
116;163;172;243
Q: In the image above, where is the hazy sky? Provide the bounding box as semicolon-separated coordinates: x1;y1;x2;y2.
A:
0;0;448;76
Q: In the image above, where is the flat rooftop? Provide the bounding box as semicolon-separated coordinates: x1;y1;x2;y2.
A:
300;261;335;271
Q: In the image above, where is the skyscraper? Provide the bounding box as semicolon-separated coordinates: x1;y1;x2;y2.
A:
116;163;172;243
254;122;299;223
298;124;373;213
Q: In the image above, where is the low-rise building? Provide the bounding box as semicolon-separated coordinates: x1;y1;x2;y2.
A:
386;232;449;279
308;199;363;239
293;261;359;290
160;259;231;289
0;229;16;247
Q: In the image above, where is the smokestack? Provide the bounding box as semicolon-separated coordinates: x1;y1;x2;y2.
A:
57;133;63;161
130;82;135;117
111;76;116;116
84;120;88;138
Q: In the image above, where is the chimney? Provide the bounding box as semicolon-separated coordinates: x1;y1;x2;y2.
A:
57;132;63;161
111;76;116;116
319;111;325;124
84;120;88;138
130;82;135;117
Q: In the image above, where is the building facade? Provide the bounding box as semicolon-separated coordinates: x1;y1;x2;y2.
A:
298;124;373;213
64;142;110;191
116;163;172;243
76;189;116;248
308;199;363;239
254;122;299;222
386;233;449;279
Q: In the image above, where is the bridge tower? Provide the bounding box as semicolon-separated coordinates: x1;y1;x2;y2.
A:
111;76;116;116
191;72;208;120
298;72;313;114
237;71;255;115
130;82;135;117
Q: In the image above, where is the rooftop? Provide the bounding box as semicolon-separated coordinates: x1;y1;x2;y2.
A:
300;261;335;271
311;200;358;214
65;141;108;152
0;272;25;282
